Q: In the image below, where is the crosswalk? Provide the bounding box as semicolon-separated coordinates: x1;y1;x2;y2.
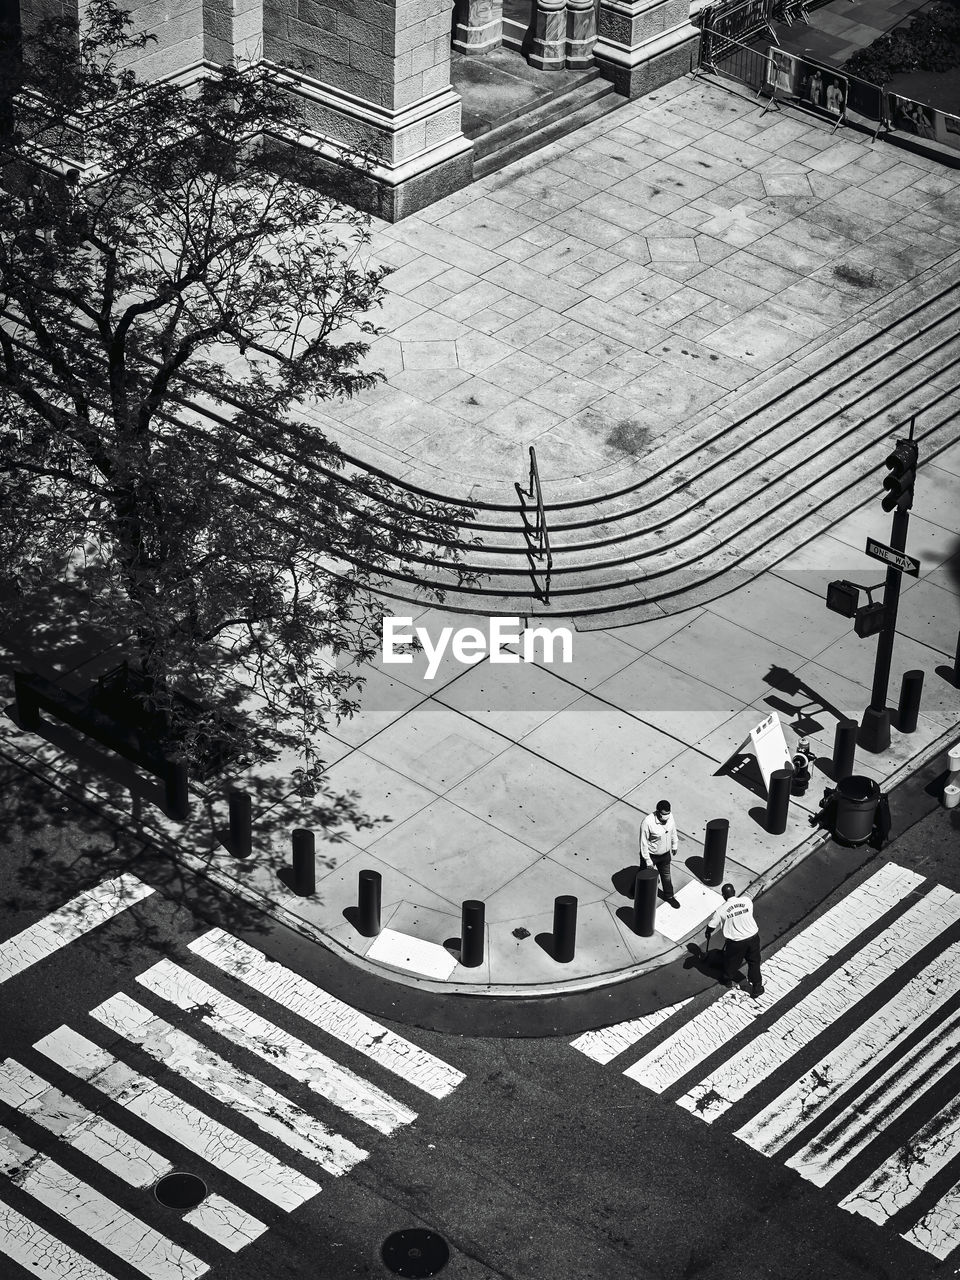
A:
571;861;960;1265
0;877;465;1280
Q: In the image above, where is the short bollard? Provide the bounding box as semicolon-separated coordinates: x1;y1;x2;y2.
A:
833;718;858;783
461;900;485;968
291;828;316;896
944;784;960;811
766;768;793;836
633;867;658;937
703;818;729;886
228;790;252;858
13;674;40;732
164;761;190;822
357;870;381;937
553;895;577;963
898;669;924;734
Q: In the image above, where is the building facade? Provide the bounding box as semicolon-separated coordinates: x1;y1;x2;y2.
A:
18;0;701;219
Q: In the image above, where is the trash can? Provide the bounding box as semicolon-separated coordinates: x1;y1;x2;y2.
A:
832;775;881;846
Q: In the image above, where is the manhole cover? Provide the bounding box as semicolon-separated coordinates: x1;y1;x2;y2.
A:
154;1172;207;1210
381;1229;449;1277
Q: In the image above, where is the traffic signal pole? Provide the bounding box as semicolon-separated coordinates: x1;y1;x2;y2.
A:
860;504;910;753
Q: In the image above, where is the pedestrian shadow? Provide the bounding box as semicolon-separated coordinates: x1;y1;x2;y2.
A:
682;942;741;986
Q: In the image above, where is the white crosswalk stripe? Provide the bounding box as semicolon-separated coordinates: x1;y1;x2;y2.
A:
127;960;417;1134
2;924;465;1280
0;875;154;985
569;862;960;1265
0;1058;267;1252
189;929;465;1097
0;1123;208;1280
622;862;923;1093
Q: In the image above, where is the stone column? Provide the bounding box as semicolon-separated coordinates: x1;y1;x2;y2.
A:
262;0;474;220
593;0;700;96
527;0;567;70
451;0;503;54
565;0;596;68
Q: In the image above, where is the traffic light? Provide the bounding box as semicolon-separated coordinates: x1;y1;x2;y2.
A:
881;440;918;512
826;580;859;617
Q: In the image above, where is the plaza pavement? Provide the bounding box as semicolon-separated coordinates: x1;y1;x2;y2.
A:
1;72;959;1010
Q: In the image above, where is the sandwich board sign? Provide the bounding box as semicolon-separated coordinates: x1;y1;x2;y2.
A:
749;711;793;792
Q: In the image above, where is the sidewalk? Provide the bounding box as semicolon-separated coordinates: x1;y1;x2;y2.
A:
1;72;959;1033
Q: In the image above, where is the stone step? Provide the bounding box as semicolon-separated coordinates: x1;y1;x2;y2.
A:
472;81;621;178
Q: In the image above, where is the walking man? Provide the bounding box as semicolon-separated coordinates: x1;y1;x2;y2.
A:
640;800;680;908
705;883;764;997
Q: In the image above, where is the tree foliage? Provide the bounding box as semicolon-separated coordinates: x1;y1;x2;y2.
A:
0;0;471;822
846;0;960;83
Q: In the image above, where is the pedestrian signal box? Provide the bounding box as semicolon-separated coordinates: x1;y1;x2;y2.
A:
854;601;886;638
826;580;859;618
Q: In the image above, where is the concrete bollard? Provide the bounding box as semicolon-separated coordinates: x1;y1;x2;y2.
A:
947;743;960;776
944;784;960;811
291;828;316;895
703;819;729;886
553;895;577;963
897;670;924;734
228;790;252;858
13;673;40;732
357;870;381;937
633;867;658;937
766;768;793;836
461;900;485;967
833;718;858;783
164;761;190;821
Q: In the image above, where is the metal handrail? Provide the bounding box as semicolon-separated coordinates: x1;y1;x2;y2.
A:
524;445;552;604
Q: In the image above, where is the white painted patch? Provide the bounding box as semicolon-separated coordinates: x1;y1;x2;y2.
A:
678;884;960;1122
786;1005;960;1187
0;1057;172;1187
840;1095;960;1227
365;928;459;981
80;998;367;1177
0;1200;115;1280
570;1000;695;1065
182;1194;267;1253
189;929;464;1097
0;875;154;984
652;881;724;943
126;961;417;1134
735;936;960;1158
0;1124;207;1280
623;862;923;1093
33;1025;322;1211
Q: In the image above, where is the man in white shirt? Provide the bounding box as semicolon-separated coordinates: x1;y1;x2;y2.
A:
705;883;764;997
639;799;680;909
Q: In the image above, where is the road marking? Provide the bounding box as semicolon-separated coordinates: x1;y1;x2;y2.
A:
129;960;417;1134
735;936;960;1158
785;1004;960;1187
0;1057;171;1186
902;1181;960;1261
840;1095;960;1227
33;1025;321;1211
0;1123;207;1280
623;863;924;1093
570;1000;694;1064
0;875;154;984
83;995;367;1176
189;929;465;1098
678;884;960;1122
0;1199;117;1280
0;1058;266;1252
181;1195;267;1253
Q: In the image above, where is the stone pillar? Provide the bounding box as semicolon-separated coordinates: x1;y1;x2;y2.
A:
527;0;567;70
593;0;700;96
565;0;596;68
452;0;503;54
262;0;474;220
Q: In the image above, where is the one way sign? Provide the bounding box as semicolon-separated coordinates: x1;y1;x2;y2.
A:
865;536;920;576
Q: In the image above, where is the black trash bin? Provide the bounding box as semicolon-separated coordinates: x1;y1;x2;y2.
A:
832;775;881;846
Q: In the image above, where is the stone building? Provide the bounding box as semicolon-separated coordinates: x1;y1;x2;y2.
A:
15;0;701;219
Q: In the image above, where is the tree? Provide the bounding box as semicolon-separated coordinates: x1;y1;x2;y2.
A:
0;0;473;836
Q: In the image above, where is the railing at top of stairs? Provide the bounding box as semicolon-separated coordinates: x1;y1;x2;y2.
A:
516;445;553;605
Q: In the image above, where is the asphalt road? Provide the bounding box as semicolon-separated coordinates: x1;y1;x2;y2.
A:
1;758;958;1280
